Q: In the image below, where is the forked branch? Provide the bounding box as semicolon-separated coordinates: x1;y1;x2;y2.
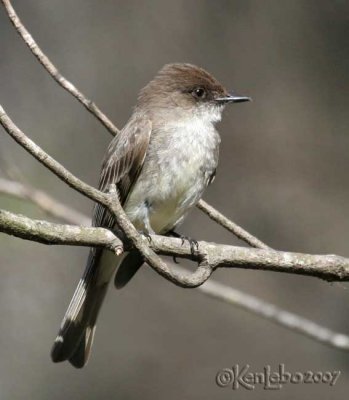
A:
2;180;349;350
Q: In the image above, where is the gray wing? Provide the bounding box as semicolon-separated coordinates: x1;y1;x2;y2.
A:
93;115;152;229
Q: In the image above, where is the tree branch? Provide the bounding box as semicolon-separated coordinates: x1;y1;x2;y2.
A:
197;200;270;249
1;209;348;283
2;181;349;351
1;0;119;137
0;209;122;252
195;275;349;350
0;177;90;225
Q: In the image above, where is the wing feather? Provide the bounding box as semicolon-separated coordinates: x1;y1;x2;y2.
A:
93;115;152;229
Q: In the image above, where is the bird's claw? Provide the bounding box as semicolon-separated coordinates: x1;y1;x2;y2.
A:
167;230;199;258
180;235;199;256
140;231;152;243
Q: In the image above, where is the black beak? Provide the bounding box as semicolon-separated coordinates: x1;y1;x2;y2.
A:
216;93;251;104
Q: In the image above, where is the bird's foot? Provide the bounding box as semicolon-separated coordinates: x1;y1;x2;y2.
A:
181;235;199;256
140;230;153;243
172;256;180;264
168;230;199;257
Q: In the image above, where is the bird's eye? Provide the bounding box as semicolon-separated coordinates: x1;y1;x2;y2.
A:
192;87;206;99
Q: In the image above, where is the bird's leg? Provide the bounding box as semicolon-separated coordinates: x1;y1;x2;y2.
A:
140;231;152;243
140;207;155;243
167;230;199;257
166;231;182;263
166;231;180;264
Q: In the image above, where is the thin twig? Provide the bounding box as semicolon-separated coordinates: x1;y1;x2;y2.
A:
190;273;349;350
1;0;119;137
1;0;266;249
197;200;270;249
0;177;90;225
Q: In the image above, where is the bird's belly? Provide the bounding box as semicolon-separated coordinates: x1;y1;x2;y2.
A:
150;171;204;232
124;162;209;234
124;122;219;234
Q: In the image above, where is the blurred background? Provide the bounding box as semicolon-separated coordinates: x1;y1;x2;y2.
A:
0;0;348;398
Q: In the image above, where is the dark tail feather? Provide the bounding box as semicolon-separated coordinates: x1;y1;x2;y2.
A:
114;250;144;289
68;325;96;368
51;249;115;368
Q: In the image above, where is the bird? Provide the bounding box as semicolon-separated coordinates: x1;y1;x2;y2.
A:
51;63;250;367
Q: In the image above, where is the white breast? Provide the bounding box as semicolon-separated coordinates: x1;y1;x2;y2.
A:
125;109;221;233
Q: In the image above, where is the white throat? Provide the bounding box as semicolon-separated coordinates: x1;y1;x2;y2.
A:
195;103;224;124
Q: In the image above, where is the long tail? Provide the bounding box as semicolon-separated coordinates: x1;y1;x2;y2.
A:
51;248;117;368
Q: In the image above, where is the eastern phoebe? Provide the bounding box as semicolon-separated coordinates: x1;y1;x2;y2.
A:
51;63;250;367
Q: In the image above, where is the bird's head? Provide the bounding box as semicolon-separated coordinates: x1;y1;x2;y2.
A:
137;63;250;124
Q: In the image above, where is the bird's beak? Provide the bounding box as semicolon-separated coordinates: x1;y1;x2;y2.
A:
216;93;252;104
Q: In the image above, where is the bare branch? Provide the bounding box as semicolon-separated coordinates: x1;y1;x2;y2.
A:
150;236;349;282
0;209;122;253
197;200;270;249
1;0;119;137
2;182;349;352
191;273;349;350
1;0;265;247
0;105;106;202
1;209;348;283
0;177;90;225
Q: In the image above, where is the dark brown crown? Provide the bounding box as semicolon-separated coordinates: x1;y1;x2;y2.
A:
138;63;228;106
